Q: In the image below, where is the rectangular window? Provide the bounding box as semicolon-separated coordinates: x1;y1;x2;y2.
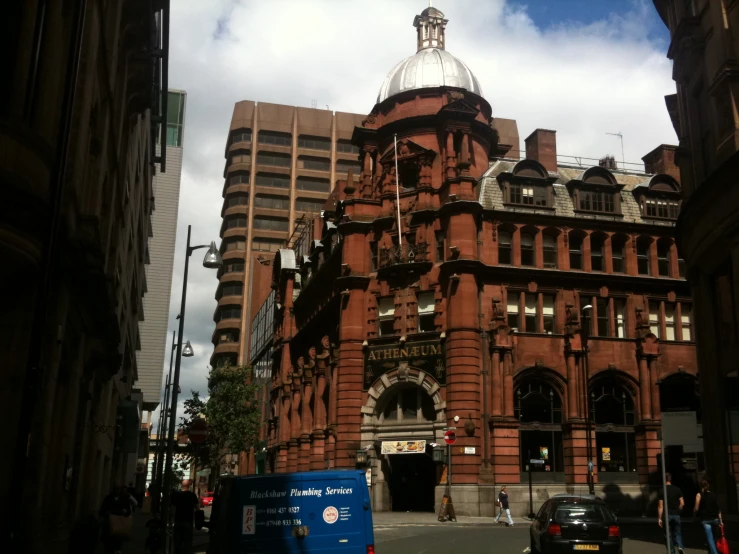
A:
596;298;609;337
645;198;680;219
299;156;331;171
510;185;521;204
649;300;661;338
224;240;246;251
637;243;651;275
507;293;519;331
525;293;538;332
255;173;290;188
223;262;245;274
225;216;247;229
229;173;250;186
378;297;395;336
296;177;330;192
298;135;330;151
678;258;686;278
436;230;445;262
665;303;676;341
417;292;435;333
227;193;249;207
231;129;252;144
615;299;626;338
521;233;535;267
569;235;583;270
681;303;692;341
252;238;283;252
254;194;289;210
336;140;360;154
336;160;362;174
543;294;555;334
591;237;604;272
258;131;291;147
510;184;547;206
253;216;289;231
658;243;671;276
295;198;325;212
257;152;291;167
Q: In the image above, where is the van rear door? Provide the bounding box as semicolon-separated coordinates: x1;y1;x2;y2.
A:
298;471;370;553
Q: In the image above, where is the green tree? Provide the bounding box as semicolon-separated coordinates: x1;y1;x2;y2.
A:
179;365;262;479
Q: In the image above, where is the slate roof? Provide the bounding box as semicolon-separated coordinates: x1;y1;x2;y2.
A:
477;160;676;228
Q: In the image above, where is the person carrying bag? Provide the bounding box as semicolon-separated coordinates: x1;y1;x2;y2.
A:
99;483;135;553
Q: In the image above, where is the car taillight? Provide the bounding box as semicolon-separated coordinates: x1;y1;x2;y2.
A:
608;526;620;537
547;523;562;536
367;546;375;554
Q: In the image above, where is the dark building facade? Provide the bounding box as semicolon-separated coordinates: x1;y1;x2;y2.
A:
653;0;739;512
1;0;169;550
249;7;699;517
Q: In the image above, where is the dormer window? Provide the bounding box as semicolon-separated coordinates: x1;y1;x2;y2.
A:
579;190;615;213
568;166;622;215
633;174;682;220
498;159;554;209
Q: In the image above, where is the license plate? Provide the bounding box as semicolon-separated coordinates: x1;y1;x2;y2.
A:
573;546;599;551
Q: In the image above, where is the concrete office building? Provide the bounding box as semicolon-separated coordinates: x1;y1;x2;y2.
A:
210;102;365;370
134;89;185;487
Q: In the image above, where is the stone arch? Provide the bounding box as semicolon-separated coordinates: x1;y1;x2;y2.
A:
362;367;445;426
513;365;567;396
512;158;548;179
588;367;639;398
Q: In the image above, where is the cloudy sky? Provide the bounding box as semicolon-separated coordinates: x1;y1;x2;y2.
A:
152;0;677;429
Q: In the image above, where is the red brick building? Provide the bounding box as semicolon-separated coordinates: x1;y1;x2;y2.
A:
252;7;699;516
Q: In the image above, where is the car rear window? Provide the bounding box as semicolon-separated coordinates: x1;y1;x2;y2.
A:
555;504;609;522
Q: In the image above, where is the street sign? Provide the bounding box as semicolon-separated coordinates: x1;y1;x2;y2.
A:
588;460;594;473
444;430;456;445
529;459;545;465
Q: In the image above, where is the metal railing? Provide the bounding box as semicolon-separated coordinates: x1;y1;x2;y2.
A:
378;242;429;268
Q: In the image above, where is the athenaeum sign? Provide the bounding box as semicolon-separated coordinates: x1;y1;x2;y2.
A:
363;339;446;390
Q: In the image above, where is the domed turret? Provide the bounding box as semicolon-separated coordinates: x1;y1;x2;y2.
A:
376;5;483;104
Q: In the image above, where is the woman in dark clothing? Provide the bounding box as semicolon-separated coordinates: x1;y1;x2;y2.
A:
693;479;722;554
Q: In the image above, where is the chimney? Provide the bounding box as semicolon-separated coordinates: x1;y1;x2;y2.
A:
642;144;679;181
525;129;557;172
599;155;617;170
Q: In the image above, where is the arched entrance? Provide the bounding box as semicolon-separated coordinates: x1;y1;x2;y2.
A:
362;370;445;513
590;373;638;483
515;375;565;482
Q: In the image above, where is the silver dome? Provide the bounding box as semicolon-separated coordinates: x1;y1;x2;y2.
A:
377;47;483;103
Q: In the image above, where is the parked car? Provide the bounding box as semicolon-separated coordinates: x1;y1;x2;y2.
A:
200;491;214;508
530;494;622;553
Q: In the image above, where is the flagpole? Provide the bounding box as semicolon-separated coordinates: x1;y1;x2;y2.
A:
393;133;403;248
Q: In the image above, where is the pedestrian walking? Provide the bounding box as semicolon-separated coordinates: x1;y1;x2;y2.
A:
170;481;200;554
658;473;685;554
693;479;723;554
99;482;135;554
494;485;514;527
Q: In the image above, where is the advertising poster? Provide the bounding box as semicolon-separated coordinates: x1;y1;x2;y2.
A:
380;440;426;454
602;447;611;461
539;446;549;460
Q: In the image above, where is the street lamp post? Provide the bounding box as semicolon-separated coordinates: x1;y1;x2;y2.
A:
152;330;177;514
160;225;222;531
581;304;595;495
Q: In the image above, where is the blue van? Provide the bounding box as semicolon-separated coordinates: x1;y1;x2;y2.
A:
208;470;374;554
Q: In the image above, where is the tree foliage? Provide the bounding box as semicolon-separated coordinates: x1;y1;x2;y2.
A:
179;364;262;472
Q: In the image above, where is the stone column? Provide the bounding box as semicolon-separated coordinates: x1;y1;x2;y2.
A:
566;354;579;419
503;350;514;418
289;380;301;472
491;350;502;417
638;357;652;421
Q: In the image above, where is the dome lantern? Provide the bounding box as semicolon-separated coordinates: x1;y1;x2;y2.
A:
414;4;447;51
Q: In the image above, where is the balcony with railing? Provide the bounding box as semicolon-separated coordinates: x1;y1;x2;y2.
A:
378;242;431;272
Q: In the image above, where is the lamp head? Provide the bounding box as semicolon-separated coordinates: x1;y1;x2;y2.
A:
582;304;593;311
182;340;195;358
203;241;223;269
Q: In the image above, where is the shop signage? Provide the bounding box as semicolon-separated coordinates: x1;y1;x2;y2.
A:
363;339;446;390
380;440;426;454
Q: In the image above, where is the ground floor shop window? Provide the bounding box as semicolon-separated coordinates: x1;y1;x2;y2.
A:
516;377;564;480
591;379;638;481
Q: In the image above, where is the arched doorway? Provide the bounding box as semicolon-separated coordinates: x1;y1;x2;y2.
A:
590;375;638;483
515;376;565;482
377;385;437;512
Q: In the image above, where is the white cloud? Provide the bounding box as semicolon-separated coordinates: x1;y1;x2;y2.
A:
155;0;676;410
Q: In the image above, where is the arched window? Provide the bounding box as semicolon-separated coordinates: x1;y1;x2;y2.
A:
380;386;436;424
637;237;651;275
521;232;535;267
515;378;564;477
543;233;558;269
569;232;584;270
657;240;672;276
590;233;606;272
498;230;512;265
611;234;627;274
590;379;637;479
